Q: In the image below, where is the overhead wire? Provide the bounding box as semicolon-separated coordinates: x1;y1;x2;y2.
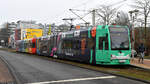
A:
51;0;128;25
71;0;92;9
51;0;93;25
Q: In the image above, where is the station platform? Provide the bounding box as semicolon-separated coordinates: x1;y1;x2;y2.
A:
130;58;150;70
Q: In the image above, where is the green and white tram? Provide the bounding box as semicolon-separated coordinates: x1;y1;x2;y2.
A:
56;25;131;65
91;25;131;65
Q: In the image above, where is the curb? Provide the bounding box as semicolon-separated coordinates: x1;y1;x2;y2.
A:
130;64;150;71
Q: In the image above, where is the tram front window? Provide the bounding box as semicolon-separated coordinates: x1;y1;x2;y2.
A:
109;27;129;50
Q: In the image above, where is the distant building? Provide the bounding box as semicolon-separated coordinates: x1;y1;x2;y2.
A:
43;23;56;36
8;33;15;48
17;20;43;29
15;29;21;40
15;20;44;40
0;22;17;47
8;22;17;35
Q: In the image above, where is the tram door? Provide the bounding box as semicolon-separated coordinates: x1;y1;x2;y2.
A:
96;34;109;62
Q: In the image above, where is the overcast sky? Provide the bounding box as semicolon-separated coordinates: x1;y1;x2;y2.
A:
0;0;134;25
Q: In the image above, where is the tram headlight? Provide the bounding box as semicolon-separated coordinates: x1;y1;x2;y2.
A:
111;54;116;59
111;54;116;57
126;54;130;59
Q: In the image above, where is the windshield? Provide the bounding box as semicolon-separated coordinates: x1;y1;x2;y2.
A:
109;27;129;50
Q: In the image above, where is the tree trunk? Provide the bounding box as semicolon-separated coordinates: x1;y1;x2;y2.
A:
144;16;147;40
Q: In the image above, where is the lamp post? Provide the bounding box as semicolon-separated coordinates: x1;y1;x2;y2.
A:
129;9;139;49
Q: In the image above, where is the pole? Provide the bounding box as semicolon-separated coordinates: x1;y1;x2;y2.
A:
129;10;134;49
92;9;96;26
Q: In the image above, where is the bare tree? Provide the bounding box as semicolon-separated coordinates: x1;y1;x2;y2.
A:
115;11;130;26
132;0;150;39
96;5;117;25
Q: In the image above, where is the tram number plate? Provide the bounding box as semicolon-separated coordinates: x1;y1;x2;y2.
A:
119;60;126;63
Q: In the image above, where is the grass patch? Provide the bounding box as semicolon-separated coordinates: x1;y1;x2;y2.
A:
144;56;150;59
116;68;150;81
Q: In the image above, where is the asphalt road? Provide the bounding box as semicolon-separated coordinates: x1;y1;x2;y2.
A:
0;50;147;84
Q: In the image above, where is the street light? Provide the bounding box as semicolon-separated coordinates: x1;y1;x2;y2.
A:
129;9;139;49
129;9;139;22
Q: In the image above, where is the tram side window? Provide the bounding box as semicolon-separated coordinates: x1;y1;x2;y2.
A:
68;40;73;49
62;40;66;49
77;40;81;49
32;43;35;48
87;38;94;49
62;39;73;49
27;42;29;48
25;42;27;48
26;43;28;48
73;39;81;50
54;36;57;46
99;37;104;50
50;37;54;47
62;40;65;49
105;37;108;50
99;37;108;50
72;39;77;49
24;43;27;49
53;37;56;46
29;42;31;48
81;38;86;49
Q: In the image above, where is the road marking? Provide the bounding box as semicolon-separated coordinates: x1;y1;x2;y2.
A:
26;76;116;84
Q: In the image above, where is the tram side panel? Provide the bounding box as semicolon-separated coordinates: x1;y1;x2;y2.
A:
56;30;91;63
